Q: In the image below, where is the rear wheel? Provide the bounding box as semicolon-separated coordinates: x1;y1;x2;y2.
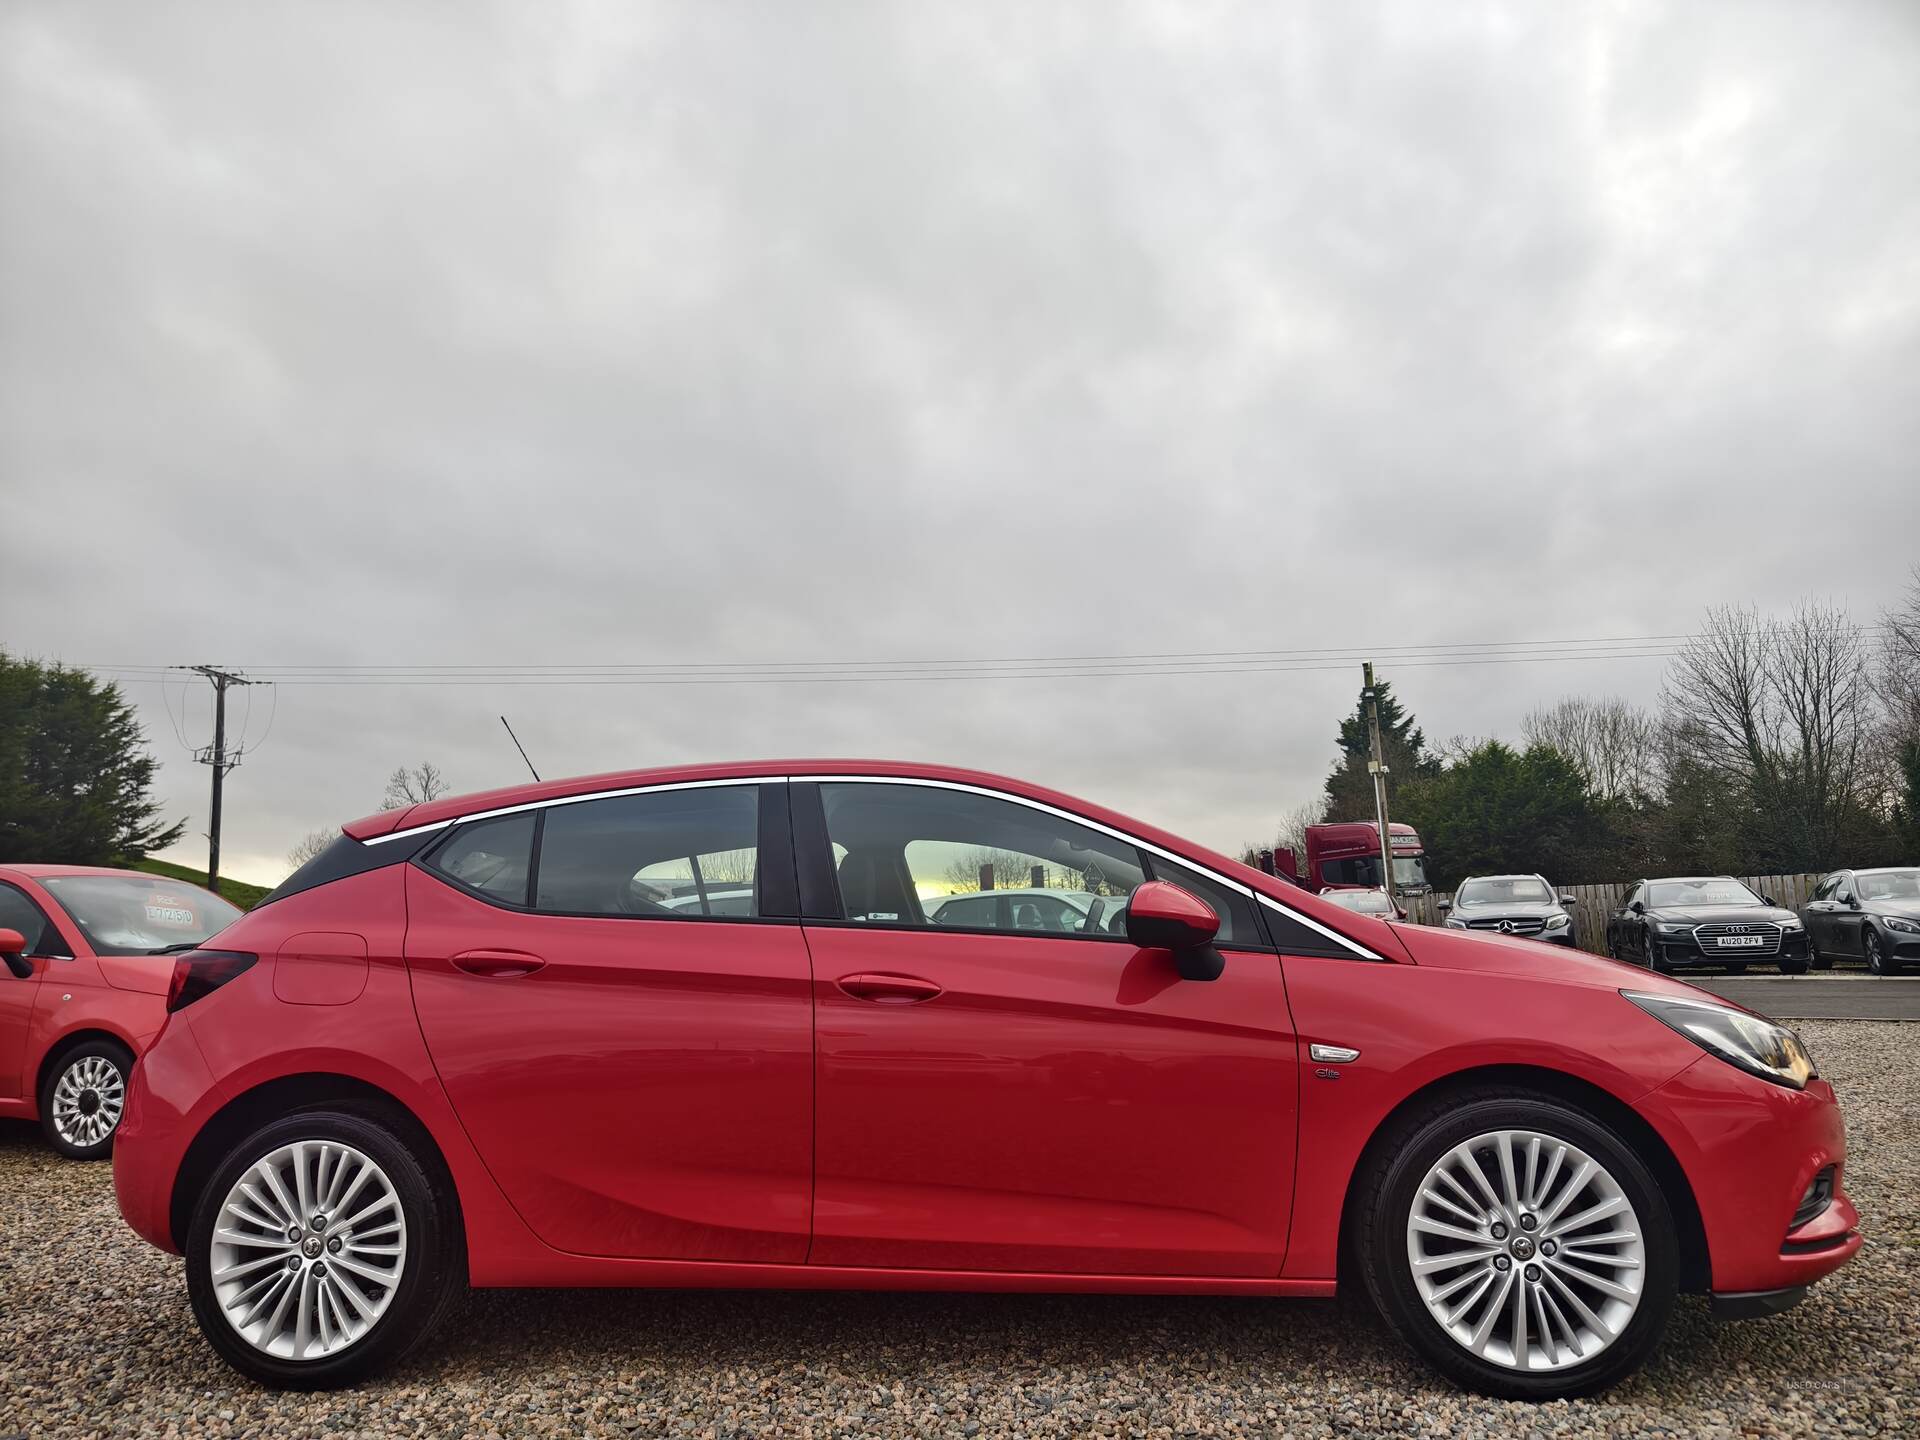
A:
185;1109;463;1388
40;1038;132;1160
1356;1088;1677;1399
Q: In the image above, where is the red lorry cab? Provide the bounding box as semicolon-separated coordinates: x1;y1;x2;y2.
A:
1273;821;1430;895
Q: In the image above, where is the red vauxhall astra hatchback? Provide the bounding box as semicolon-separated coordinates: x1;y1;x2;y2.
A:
114;762;1859;1397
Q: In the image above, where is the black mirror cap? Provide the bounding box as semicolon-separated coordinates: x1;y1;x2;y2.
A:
1629;900;1645;913
1174;945;1226;982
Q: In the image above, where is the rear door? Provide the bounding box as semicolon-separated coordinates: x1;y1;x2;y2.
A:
405;781;815;1262
798;779;1302;1277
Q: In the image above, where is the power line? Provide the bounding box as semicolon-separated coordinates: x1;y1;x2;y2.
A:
176;666;269;894
78;624;1895;690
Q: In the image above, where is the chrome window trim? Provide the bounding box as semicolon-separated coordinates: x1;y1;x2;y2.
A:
364;776;791;845
366;770;1383;961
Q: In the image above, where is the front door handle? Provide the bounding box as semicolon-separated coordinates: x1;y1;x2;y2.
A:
836;972;942;1004
452;949;546;978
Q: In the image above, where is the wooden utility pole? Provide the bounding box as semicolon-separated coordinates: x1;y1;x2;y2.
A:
180;665;263;895
1363;661;1397;904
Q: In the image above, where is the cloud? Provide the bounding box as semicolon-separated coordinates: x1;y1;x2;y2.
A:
4;0;1917;882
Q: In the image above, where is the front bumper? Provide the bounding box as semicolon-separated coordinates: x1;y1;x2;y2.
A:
1654;930;1810;967
1642;1055;1862;1297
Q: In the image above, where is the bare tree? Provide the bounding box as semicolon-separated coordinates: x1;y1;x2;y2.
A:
1662;602;1875;867
1522;695;1662;802
1878;566;1920;739
286;829;333;869
1271;796;1328;859
382;762;450;810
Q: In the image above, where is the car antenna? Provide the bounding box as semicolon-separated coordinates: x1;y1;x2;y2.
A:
500;715;540;782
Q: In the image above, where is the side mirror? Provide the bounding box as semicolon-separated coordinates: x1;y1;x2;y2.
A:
1437;900;1452;913
1628;900;1645;914
1761;895;1776;907
1559;894;1576;906
1126;881;1224;980
1839;891;1856;908
0;928;30;979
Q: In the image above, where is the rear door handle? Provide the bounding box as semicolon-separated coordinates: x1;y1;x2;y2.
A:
452;949;546;978
836;972;942;1004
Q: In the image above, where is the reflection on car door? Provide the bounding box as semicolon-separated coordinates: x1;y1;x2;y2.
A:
405;783;815;1263
798;780;1300;1277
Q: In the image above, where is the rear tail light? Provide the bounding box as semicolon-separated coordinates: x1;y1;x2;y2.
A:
165;950;258;1013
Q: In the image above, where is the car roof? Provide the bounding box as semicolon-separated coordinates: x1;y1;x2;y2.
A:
1458;874;1547;882
0;863;173;880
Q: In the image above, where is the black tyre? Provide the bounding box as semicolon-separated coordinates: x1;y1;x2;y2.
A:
1809;939;1831;971
39;1037;132;1161
1649;949;1673;976
185;1109;464;1388
1356;1087;1678;1399
1725;964;1748;976
1779;956;1809;976
1864;929;1893;977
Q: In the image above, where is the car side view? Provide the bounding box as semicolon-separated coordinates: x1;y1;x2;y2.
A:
1;865;242;1158
113;762;1861;1398
1801;867;1920;975
1605;876;1811;975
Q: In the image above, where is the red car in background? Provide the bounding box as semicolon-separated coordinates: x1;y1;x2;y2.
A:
1;865;242;1159
113;761;1859;1398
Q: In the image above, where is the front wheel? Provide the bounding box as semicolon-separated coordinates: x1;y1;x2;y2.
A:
1356;1088;1678;1399
185;1109;464;1388
1864;929;1894;976
1779;957;1809;976
40;1039;132;1160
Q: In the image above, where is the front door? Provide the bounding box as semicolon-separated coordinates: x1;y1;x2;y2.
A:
0;882;56;1098
405;782;814;1262
800;780;1299;1277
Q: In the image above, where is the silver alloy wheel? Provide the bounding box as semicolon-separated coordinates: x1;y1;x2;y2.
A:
1406;1129;1645;1372
209;1140;408;1361
51;1053;125;1149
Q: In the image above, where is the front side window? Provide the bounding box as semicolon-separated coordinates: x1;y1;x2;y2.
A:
534;786;759;918
0;882;63;956
38;875;242;957
819;783;1146;934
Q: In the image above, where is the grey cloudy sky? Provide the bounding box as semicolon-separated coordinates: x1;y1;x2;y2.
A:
4;0;1917;885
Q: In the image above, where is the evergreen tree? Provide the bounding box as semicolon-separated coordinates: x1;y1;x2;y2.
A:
1322;680;1441;823
0;652;184;864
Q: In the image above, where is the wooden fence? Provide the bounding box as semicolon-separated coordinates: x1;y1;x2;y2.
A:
1400;873;1825;955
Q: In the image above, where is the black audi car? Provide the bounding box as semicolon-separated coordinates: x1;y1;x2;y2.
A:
1437;873;1577;946
1607;875;1810;974
1801;866;1920;975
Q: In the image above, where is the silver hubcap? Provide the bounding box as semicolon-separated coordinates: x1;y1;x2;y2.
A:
209;1140;408;1360
51;1054;124;1148
1406;1128;1645;1372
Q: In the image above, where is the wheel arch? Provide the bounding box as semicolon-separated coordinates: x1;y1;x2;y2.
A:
34;1026;137;1108
1337;1062;1711;1294
167;1071;465;1254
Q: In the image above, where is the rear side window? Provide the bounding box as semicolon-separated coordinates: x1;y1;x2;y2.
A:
425;813;536;905
534;786;759;918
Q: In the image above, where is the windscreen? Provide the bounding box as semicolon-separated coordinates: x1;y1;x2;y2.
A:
1646;878;1761;908
1456;877;1554;906
40;875;243;956
1856;869;1920;901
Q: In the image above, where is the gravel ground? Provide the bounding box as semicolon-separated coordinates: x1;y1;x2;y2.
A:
3;1021;1914;1439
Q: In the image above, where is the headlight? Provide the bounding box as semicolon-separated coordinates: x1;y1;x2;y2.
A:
1445;917;1469;929
1652;921;1692;936
1622;990;1816;1090
1887;917;1920;935
1778;916;1803;932
1544;912;1570;930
